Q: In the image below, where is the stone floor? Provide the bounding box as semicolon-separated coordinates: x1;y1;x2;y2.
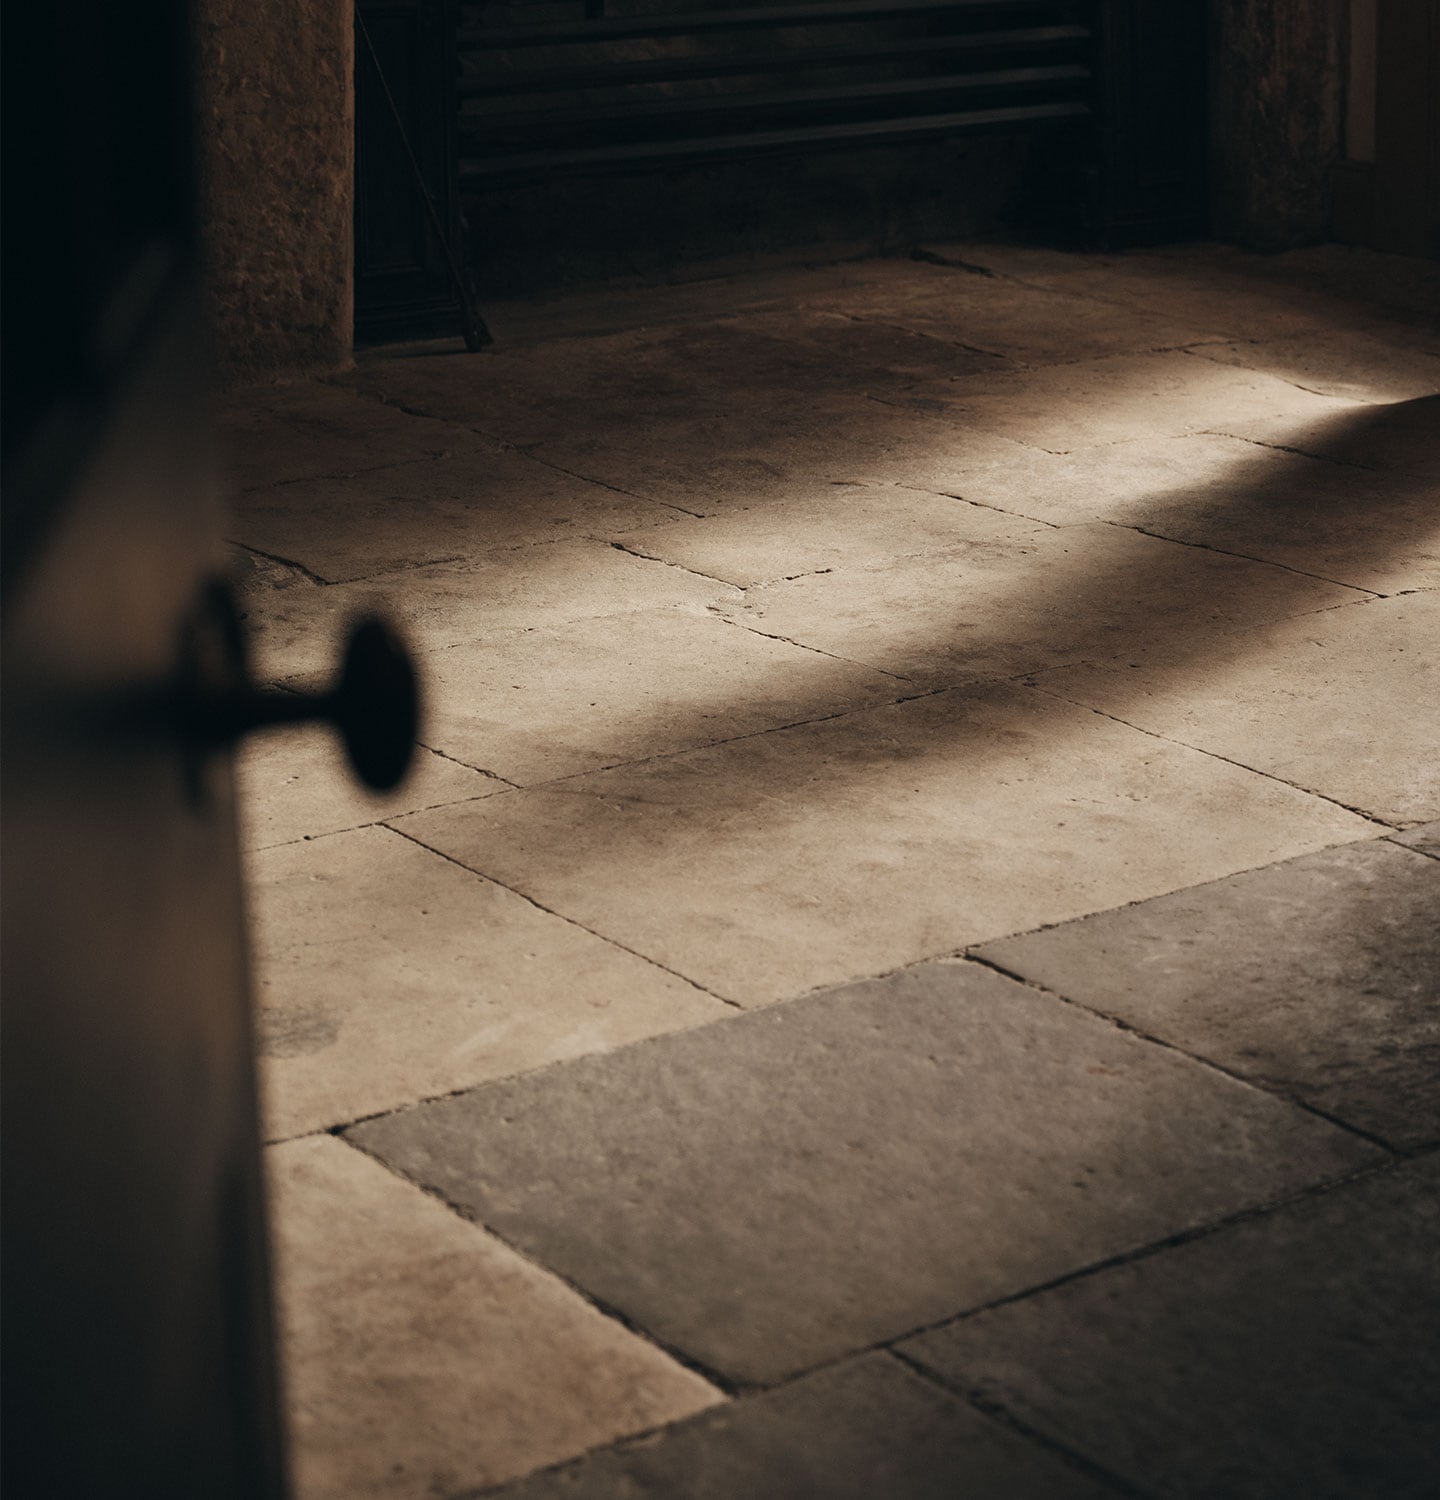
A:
225;241;1440;1500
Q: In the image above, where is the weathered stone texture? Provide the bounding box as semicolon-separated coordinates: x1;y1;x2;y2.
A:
195;0;353;380
1210;0;1346;249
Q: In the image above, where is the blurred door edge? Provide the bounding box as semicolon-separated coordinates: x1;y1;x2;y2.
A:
2;4;290;1496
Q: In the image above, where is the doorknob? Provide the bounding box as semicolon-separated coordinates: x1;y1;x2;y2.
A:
180;578;420;792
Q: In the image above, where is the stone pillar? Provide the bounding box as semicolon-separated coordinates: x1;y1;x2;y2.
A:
195;0;354;382
1208;0;1346;250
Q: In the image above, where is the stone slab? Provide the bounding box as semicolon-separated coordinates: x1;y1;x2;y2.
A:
230;443;681;584
485;1354;1114;1500
713;305;1015;379
529;392;1030;516
1391;821;1440;859
218;382;487;492
801;259;1224;366
885;351;1356;455
415;605;904;785
394;682;1374;1006
1208;393;1440;478
348;960;1376;1387
976;839;1440;1148
238;728;501;851
900;1157;1440;1500
236;537;731;681
252;825;727;1138
343;320;1034;514
720;521;1361;687
345;316;902;452
940;432;1440;595
583;308;994;398
1039;591;1440;826
269;1136;720;1500
347;298;997;450
463;256;900;345
908;430;1268;527
919;241;1440;349
231;546;329;683
600;483;1051;589
1189;331;1440;405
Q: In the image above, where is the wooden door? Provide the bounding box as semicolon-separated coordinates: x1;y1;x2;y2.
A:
1;5;289;1495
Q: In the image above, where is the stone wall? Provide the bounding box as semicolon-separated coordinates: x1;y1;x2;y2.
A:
195;0;354;382
1208;0;1347;250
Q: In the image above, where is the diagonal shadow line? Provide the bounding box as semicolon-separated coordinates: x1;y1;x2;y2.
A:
230;289;1439;966
252;405;1434;1009
245;388;1437;796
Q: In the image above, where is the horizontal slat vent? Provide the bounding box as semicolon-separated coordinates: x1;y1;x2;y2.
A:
458;0;1095;182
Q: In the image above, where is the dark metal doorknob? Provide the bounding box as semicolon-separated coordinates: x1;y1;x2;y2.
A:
181;579;420;792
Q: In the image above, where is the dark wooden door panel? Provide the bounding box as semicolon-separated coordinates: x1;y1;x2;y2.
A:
2;4;288;1494
2;292;288;1500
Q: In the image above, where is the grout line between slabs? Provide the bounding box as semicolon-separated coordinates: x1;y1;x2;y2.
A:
259;829;1423;1148
451;1335;1148;1500
1024;679;1401;831
1385;833;1440;862
1176;341;1418;403
711;610;917;681
868;1153;1415;1362
607;538;744;591
270;988;746;1148
230;539;331;587
378;609;1395;804
334;1127;742;1401
1201;429;1385;471
906;247;1324;350
234;530;564;590
241;757;515;855
1100;520;1385;596
436;1146;1422;1498
885;1348;1155;1499
381;822;743;1010
514;448;706;518
825;306;1013;365
445;1404;730;1500
227;450;449;496
1179;343;1341;397
328;376;712;517
961;953;1400;1156
416;741;521;786
461;681;950;793
928;823;1396;959
929;487;1063;529
247;615;1402;851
